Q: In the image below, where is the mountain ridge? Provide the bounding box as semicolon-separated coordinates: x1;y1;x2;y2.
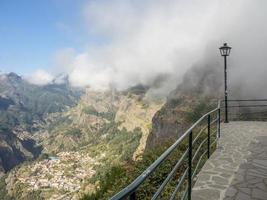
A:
3;86;165;199
0;72;82;172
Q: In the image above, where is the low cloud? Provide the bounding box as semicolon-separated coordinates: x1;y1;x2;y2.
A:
30;0;267;97
25;69;54;86
57;0;218;91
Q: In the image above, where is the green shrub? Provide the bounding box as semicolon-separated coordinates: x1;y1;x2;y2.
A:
81;165;127;200
0;175;12;200
82;106;99;116
65;128;82;137
186;99;214;122
81;141;185;200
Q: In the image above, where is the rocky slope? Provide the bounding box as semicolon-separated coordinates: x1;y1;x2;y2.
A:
3;86;164;200
0;129;42;172
0;72;81;172
147;63;222;148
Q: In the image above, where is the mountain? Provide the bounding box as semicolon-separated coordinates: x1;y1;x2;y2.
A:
146;63;222;148
0;72;82;172
3;86;164;199
0;72;81;132
0;63;224;199
74;63;225;199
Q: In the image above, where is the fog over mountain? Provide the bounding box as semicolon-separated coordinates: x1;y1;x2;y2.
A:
25;0;267;97
1;1;267;199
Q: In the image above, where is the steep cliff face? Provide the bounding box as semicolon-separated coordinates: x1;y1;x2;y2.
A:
115;92;164;160
0;129;42;171
0;72;81;172
38;87;164;156
147;63;222;148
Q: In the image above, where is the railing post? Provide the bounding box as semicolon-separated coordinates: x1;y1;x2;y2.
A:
224;55;229;123
218;108;221;138
207;115;211;158
130;192;136;200
188;130;192;200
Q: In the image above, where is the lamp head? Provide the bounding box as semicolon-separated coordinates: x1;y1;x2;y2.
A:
219;43;231;56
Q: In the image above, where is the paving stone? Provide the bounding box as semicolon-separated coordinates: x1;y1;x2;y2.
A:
253;159;267;167
192;188;220;200
235;182;248;188
223;197;233;200
225;187;237;197
247;177;263;184
192;122;267;200
235;191;250;200
239;187;251;195
252;188;267;199
255;182;267;191
220;173;232;178
210;184;227;190
197;174;210;180
212;176;229;185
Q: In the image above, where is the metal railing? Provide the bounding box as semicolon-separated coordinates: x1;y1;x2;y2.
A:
223;99;267;121
111;101;221;200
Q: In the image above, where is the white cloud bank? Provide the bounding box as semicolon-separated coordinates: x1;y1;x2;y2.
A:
66;0;217;90
26;69;54;86
28;0;267;96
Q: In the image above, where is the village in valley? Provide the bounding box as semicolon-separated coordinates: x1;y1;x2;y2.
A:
7;151;103;199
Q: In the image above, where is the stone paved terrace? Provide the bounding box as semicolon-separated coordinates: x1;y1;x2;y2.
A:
192;121;267;200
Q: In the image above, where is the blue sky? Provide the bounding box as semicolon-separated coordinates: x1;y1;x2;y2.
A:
0;0;97;75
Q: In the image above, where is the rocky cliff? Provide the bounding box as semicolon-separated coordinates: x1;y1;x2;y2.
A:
147;63;222;148
0;72;81;172
0;129;42;171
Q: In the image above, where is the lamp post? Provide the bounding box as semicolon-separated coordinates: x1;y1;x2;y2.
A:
219;43;231;123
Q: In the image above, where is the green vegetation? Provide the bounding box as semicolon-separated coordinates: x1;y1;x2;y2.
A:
105;127;142;161
0;175;11;200
65;128;82;137
81;165;126;200
47;116;71;132
186;99;214;122
82;106;116;121
82;139;216;199
81;141;187;200
81;112;218;200
23;190;44;200
82;106;99;116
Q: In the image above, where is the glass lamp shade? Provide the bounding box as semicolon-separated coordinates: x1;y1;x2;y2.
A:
219;43;232;56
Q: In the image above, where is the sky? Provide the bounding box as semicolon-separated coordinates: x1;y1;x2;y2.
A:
1;0;267;96
0;0;95;74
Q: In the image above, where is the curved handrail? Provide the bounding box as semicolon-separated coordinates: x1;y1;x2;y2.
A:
111;100;221;200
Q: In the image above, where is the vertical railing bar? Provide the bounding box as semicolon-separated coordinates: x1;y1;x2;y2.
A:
188;130;192;200
181;185;188;200
218;108;221;138
129;192;136;200
207;115;211;158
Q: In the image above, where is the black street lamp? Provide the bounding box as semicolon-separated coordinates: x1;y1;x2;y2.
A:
219;43;231;123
